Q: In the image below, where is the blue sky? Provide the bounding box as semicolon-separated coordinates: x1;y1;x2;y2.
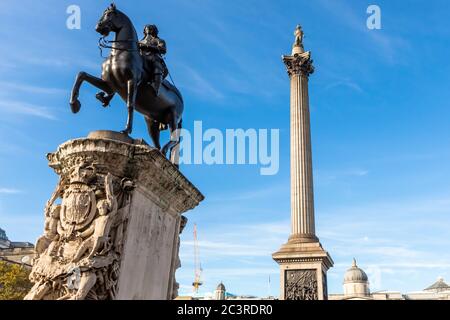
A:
1;0;450;297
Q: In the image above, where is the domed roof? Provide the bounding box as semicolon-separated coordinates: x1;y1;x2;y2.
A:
216;282;226;291
344;259;368;283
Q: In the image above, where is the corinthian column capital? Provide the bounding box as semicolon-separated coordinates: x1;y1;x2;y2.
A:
282;52;314;77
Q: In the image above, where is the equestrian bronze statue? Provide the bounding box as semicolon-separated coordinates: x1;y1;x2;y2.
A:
69;3;183;164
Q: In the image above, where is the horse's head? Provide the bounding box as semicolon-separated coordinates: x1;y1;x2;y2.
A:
95;3;123;36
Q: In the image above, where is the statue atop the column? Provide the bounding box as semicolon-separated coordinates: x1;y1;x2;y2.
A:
69;3;183;165
293;25;304;48
283;24;314;76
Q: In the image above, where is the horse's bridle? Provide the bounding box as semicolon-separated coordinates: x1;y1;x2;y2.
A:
98;36;139;57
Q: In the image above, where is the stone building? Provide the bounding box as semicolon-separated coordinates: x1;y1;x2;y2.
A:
176;282;264;300
343;259;370;299
330;259;450;300
0;227;34;268
214;282;226;300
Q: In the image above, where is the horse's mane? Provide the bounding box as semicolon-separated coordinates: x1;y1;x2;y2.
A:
115;9;138;40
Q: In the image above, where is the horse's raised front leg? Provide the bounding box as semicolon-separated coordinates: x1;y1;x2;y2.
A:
70;72;113;114
122;79;137;135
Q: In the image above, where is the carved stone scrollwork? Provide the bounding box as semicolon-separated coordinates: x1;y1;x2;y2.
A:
283;52;314;77
25;163;134;300
285;269;318;300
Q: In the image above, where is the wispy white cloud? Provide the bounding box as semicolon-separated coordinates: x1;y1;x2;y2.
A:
182;240;273;258
0;100;57;120
23;56;99;71
367;152;438;165
316;168;369;185
0;47;99;71
315;0;410;64
202;267;279;278
176;64;224;101
324;79;364;93
0;213;42;249
207;183;288;203
243;220;289;236
0;188;22;194
0;81;67;95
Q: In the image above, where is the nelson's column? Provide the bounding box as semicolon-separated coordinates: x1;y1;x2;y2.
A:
272;25;333;300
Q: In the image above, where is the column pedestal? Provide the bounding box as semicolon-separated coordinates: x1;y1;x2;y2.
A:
273;240;333;300
25;130;204;300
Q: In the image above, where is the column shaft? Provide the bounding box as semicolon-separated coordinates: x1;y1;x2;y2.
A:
290;73;316;239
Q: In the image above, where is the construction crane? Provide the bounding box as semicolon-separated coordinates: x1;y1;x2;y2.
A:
192;223;203;293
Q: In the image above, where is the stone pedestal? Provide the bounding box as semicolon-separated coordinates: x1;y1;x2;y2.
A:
273;240;333;300
273;26;333;300
25;130;204;300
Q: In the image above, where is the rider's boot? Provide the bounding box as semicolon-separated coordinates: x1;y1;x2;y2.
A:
151;73;163;96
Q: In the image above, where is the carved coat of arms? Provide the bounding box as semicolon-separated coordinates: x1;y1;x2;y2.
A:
25;162;133;300
60;185;97;233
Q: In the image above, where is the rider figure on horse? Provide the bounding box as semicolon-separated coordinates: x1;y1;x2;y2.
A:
139;24;168;96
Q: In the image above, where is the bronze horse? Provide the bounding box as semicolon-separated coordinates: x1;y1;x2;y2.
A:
69;4;183;164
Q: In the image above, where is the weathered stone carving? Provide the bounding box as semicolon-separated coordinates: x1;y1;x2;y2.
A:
285;269;318;300
25;163;133;300
25;131;204;300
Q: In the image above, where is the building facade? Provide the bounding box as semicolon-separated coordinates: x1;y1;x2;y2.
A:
0;227;35;268
330;259;450;300
214;282;226;300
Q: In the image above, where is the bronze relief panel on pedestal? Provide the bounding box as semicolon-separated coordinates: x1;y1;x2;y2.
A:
285;269;318;300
